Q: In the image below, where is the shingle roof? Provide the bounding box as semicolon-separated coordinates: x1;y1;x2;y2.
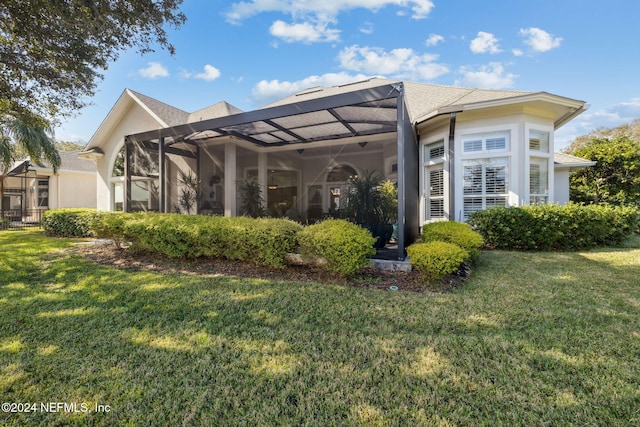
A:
553;152;596;167
261;77;535;123
8;151;96;175
127;90;190;126
188;101;243;123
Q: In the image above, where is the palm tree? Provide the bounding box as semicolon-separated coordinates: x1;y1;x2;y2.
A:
0;113;61;212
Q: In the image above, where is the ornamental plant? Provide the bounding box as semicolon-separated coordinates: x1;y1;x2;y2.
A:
297;219;376;275
421;221;483;259
407;241;468;281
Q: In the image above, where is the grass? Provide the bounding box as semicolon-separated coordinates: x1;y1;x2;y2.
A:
0;231;639;426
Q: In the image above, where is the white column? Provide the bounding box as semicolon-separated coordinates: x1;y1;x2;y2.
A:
224;142;237;217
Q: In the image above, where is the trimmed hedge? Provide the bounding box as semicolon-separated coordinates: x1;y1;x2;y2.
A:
297;219;376;275
42;208;101;237
407;241;468;281
92;212;303;268
468;203;640;251
421;221;483;259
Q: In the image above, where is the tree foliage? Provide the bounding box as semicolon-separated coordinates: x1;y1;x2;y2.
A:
0;115;60;173
564;118;640;153
0;0;186;121
568;135;640;206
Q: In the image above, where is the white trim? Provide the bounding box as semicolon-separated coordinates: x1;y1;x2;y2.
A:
455;124;517;220
420;132;448;224
525;123;554;204
126;89;170;128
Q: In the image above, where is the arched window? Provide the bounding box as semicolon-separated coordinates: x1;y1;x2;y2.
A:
327;165;357;182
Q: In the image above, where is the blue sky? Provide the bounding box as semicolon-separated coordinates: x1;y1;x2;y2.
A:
55;0;640;150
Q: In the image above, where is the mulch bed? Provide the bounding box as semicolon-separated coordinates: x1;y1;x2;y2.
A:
71;242;471;293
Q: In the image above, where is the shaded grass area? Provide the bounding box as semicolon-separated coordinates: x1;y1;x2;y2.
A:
0;231;639;426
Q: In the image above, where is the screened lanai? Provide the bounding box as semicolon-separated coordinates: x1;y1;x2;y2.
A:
124;81;419;260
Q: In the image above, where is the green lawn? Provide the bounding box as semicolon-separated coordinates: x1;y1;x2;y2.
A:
0;231;639;426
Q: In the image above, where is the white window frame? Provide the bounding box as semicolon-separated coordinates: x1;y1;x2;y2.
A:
525;124;554;205
461;131;510;154
421;136;447;223
457;126;515;221
462;157;510;219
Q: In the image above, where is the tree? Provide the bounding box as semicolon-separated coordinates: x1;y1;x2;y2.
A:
564;118;640;153
1;0;186;122
568;135;640;206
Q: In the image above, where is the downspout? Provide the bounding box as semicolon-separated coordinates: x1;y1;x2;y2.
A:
448;112;457;221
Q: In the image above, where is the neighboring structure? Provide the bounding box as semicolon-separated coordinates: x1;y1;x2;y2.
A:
2;151;97;222
80;78;595;259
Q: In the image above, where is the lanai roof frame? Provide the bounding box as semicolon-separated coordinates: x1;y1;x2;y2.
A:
124;81;419;260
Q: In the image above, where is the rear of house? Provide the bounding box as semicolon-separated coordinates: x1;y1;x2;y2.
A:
80;78;594;258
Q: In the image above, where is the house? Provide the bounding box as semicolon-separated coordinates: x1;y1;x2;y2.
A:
2;151;97;222
79;78;594;259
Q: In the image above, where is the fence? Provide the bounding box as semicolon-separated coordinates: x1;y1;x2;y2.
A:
0;209;46;230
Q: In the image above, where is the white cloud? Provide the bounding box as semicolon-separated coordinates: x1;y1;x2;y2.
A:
610;97;640;117
425;34;444;47
338;45;449;80
138;62;169;79
195;64;221;81
512;48;524;57
269;20;340;43
470;31;501;54
226;0;434;24
360;22;374;34
455;62;517;89
519;27;562;52
252;72;370;104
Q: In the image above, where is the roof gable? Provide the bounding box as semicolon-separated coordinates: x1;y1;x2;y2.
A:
126;90;189;126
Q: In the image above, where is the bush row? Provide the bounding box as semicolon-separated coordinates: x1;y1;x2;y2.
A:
42;209;375;274
117;213;303;268
42;208;101;237
467;203;640;250
407;221;483;281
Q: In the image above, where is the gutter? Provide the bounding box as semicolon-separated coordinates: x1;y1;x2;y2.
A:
555;104;590;130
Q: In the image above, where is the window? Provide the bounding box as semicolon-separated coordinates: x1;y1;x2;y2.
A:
37;178;49;208
529;157;549;204
424;141;445;161
462;132;508;153
462;158;509;219
426;167;444;219
424;140;445;220
529;130;549;153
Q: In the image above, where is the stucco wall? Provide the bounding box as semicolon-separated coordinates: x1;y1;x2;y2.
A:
554;169;571;205
53;172;97;208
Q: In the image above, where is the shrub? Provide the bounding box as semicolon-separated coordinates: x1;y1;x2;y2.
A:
90;212;136;248
0;217;8;230
297;219;376;275
105;213;302;268
42;208;100;237
407;241;468;281
421;221;483;259
468;203;640;251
